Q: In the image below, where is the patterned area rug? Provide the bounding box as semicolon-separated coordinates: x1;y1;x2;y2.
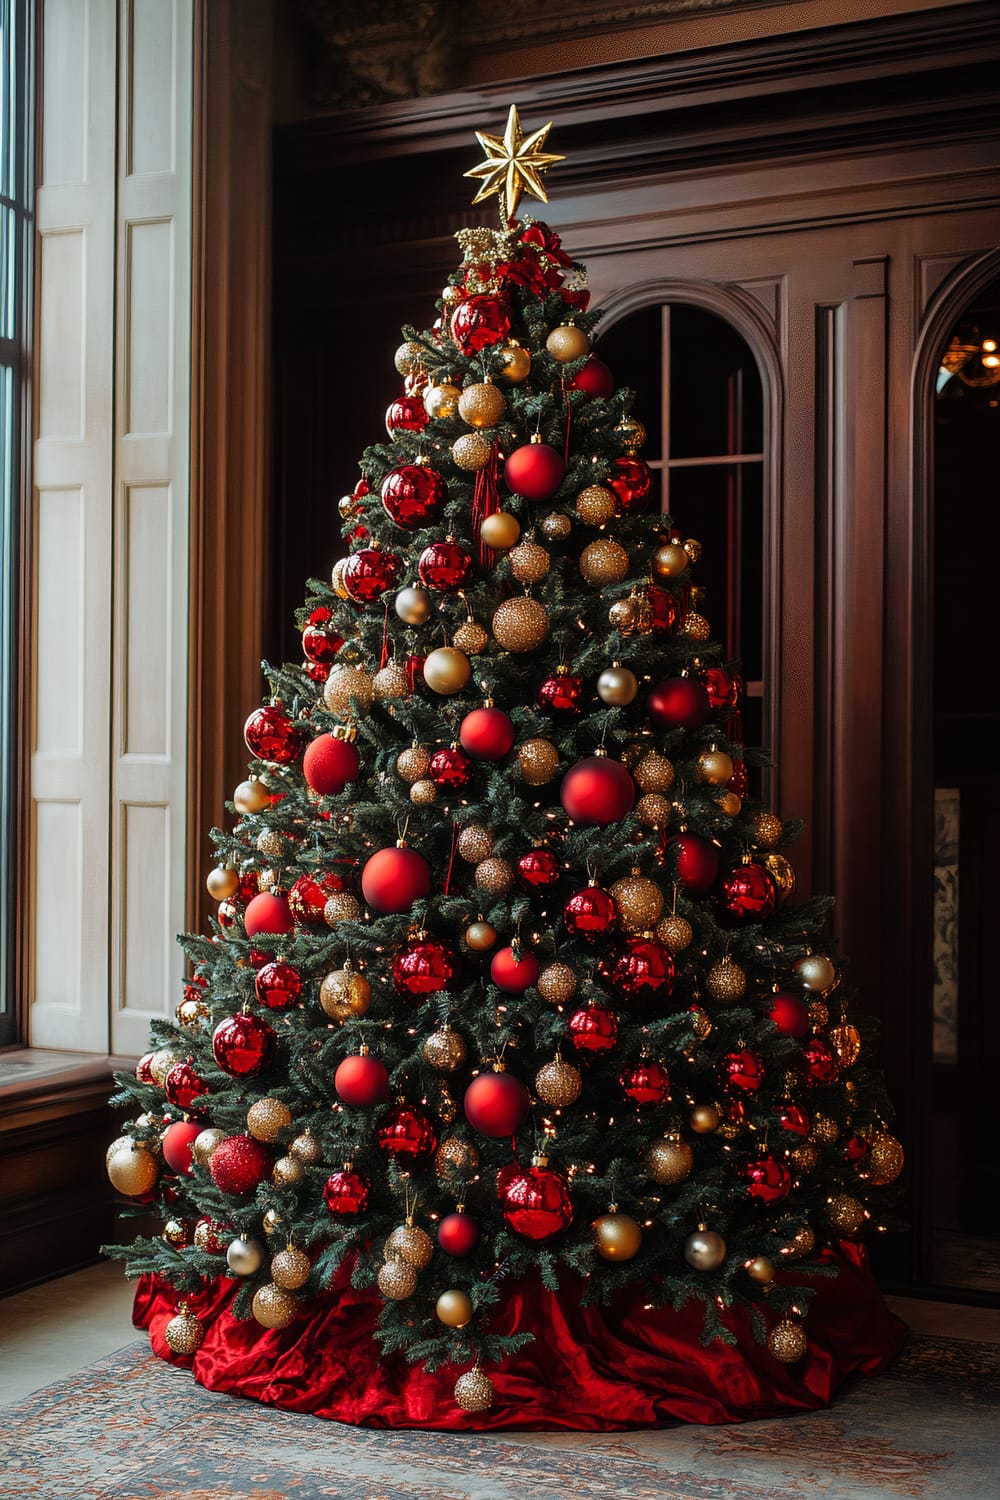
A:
2;1333;998;1500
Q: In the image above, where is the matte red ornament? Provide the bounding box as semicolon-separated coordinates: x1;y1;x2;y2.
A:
361;846;432;914
459;706;515;761
500;1163;573;1240
666;832;720;897
343;548;400;602
392;936;457;999
162;1120;203;1175
504;442;566;503
244;705;301;764
766;990;810;1039
437;1210;481;1257
209;1134;272;1196
380;464;446;528
568;1004;618;1054
717;862;778;924
450;295;511;354
537;672;583;716
742;1153;793;1205
335;1053;391;1108
301;624;342;664
560;755;635;826
779;1101;811;1137
609;456;654;514
164;1059;208;1111
620;1059;671;1106
254;961;302;1011
418;540;473;592
600;937;675;1005
647;676;712;732
193;1216;228;1253
212;1014;275;1077
323;1168;370;1217
569;355;614;399
720;1048;766;1093
136;1052;156;1084
517;849;560;890
644;585;679;637
490;945;539;994
800;1036;841;1087
289;871;347;926
386;394;430;437
429;746;474;789
563;884;618;941
464;1070;531;1137
244;891;294;938
375;1102;439;1162
303;734;360;797
700;666;741;711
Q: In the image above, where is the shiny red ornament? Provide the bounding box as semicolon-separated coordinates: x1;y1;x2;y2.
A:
237;871;261;904
162;1120;203;1175
217;899;238;931
563;884;618;941
438;1211;480;1257
767;990;810;1039
844;1133;868;1163
620;1059;671;1106
386;394;430;437
601;937;675;1006
418;539;473;592
517;848;560;890
537;672;583;716
164;1059;208;1111
361;846;431;914
560;755;635;826
459;706;515;761
380;465;446;528
323;1168;370;1217
183;974;208;1002
193;1216;228;1253
647;676;712;732
568;1004;618;1054
136;1052;156;1085
717;862;777;924
569;355;614;399
666;832;720;897
244;705;301;764
209;1134;272;1196
500;1163;573;1240
343;548;401;602
254;960;302;1011
742;1153;792;1205
429;745;473;789
700;666;741;711
800;1036;841;1087
303;733;360;797
305;661;330;684
609;456;654;514
289;871;346;926
212;1013;275;1077
392;936;457;999
450;295;511;354
464;1070;531;1137
301;624;342;663
490;945;539;994
720;1048;766;1093
244;891;294;937
779;1101;811;1137
504;442;566;503
375;1102;439;1162
644;585;679;637
335;1053;391;1108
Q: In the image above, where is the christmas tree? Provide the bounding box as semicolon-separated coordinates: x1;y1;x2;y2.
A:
105;108;904;1428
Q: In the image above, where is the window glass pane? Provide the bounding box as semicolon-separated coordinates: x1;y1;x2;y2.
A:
669;304;763;458
1;0;13;201
595;304;663;457
1;203;14;339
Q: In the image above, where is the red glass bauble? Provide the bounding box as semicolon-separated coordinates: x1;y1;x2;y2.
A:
720;1048;766;1093
217;900;238;931
560;755;635;826
193;1216;229;1253
844;1133;868;1163
464;1070;531;1137
459;706;515;761
418;539;473;592
305;661;330;684
303;733;360;797
335;1052;391;1107
729;758;749;796
244;705;301;764
385;394;430;437
361;846;432;914
504;442;566;502
212;1013;275;1077
243;891;294;938
779;1101;811;1137
517;848;560;890
162;1120;203;1174
289;871;346;926
490;945;539;994
254;960;302;1011
323;1168;370;1216
767;990;810;1038
563;884;618;941
392;936;457;999
609;456;654;514
647;675;712;731
568;1004;618;1054
742;1153;792;1205
375;1102;438;1162
164;1059;208;1111
620;1059;671;1105
450;295;511;354
237;871;261;904
500;1163;573;1240
800;1036;841;1086
717;862;778;924
644;585;679;637
429;745;473;789
380;464;446;528
537;672;583;716
700;666;741;711
665;832;720;897
183;974;207;1001
438;1210;480;1257
569;355;614;399
343;548;401;602
136;1052;156;1085
601;937;675;1005
301;624;342;663
209;1134;272;1196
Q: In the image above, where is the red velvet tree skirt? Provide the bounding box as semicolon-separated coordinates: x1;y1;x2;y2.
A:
133;1248;906;1430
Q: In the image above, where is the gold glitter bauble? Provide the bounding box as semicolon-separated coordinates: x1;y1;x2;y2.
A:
234;777;270;814
289;1132;322;1165
633;750;675;793
615;415;646;454
652;542;689;579
458;380;505;427
609;871;664;933
273;1154;304;1186
810;1113;839;1145
754;811;783;849
807;999;830;1030
656;914;693;953
252;1283;298;1329
790;1142;821;1174
453;620;490;654
424;645;472;695
162;1218;189;1247
324;892;362;926
271;1246;311;1290
706;956;747;1003
458;824;494;862
540;512;572;541
575;484;617;525
537;962;577;1004
518;737;559;784
206;865;239;901
498;342;531;382
492;596;549;652
535;1057;582;1108
373;661;411;700
192;1127;226;1164
764;852;796;905
378;1259;418;1301
436;1289;474;1327
679;611;711;640
479;511;520;550
636;793;671;828
609;596;638;633
164;1306;204;1355
256;828;284;859
176;997;209;1028
455;1368;494;1412
782;1224;816;1260
464;920;497;951
718;791;742;816
324;664;374;715
826;1193;866;1235
830;1023;861;1068
397;744;432;782
475;856;515;895
579;538;629;586
423;1027;468;1072
247;1098;291;1144
690;1103;721;1134
107;1142;159;1197
509;539;550;584
150;1047;180;1086
697;747;734;785
647;1134;693;1185
865;1131;904;1185
386;1222;434;1270
320;966;372;1022
768;1319;808;1363
593;1212;642;1261
410;778;437;804
689;1006;713;1040
451;431;492;470
434;1081;458;1125
395;340;425;376
435;1136;479;1177
424;382;461;420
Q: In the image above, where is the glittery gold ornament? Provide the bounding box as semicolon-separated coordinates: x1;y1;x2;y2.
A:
176;997;209;1028
865;1131;904;1185
636;793;671;828
768;1319;808;1363
610;871;664;933
790;1142;821;1175
397;744;432;783
782;1224;816;1260
464;920;497;952
830;1023;861;1068
395;340;425;376
453;619;490;654
697;747;734;785
609;596;639;633
271;1245;311;1290
492;596;549;652
206;865;239;901
457;824;494;862
192;1127;226;1164
423;1026;468;1072
690;1103;721;1134
683;1224;726;1270
706;956;747;1003
579;538;629;586
378;1260;418;1301
435;1136;480;1177
255;831;283;863
518;737;559;784
373;660;411;700
107;1142;159;1196
547;324;589;361
288;1133;321;1167
273;1154;304;1186
424;381;461;420
575;484;617;525
537;962;577;1004
164;1303;204;1355
454;1368;494;1412
753;811;783;849
647;1133;693;1185
150;1048;180;1087
385;1221;434;1270
810;1113;839;1145
162;1218;189;1247
535;1056;582;1108
320;964;371;1022
324;664;374;716
615;416;646;454
234;777;270;814
656;914;693;953
324;892;362;926
498;342;531;382
509;539;550;584
540;512;572;541
679;611;711;641
652;543;689;579
826;1194;866;1235
451;431;493;470
479;511;520;550
475;856;515;895
410;778;437;804
436;1289;474;1327
718;791;742;816
252;1283;298;1329
459;380;506;428
764;852;796;904
434;1081;458;1125
247;1098;291;1144
593;1212;642;1261
807;999;830;1030
633;750;675;793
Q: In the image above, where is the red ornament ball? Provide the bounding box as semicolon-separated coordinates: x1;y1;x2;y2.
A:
303;733;360;797
800;1036;841;1087
464;1070;531;1137
161;1120;203;1175
504;442;566;503
301;624;342;664
335;1053;391;1108
563;884;617;941
385;394;429;437
392;936;457;999
537;672;583;716
418;540;473;592
343;548;400;603
700;666;741;711
438;1211;481;1257
459;706;515;761
450;295;511;354
609;457;654;514
568;1004;618;1055
601;937;675;1005
666;832;720;897
212;1014;275;1077
779;1101;811;1137
254;961;301;1010
742;1153;793;1205
429;746;473;789
517;849;560;890
244;705;301;764
717;862;777;924
647;675;712;731
323;1168;370;1217
767;990;810;1039
643;585;679;637
844;1133;868;1163
560;755;635;826
500;1163;573;1240
361;846;431;914
136;1052;156;1085
209;1134;272;1196
164;1059;208;1111
244;891;294;938
720;1048;766;1093
375;1102;438;1162
380;464;446;528
490;945;539;994
289;871;346;927
569;355;614;399
620;1059;671;1106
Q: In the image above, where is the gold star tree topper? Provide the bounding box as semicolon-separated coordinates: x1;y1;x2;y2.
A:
464;105;564;223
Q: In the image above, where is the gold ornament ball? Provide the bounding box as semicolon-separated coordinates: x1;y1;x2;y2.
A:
653;543;689;579
596;665;638;705
706;956;747;1003
435;1136;480;1177
410;778;438;805
537;962;577;1004
684;1227;727;1271
325;665;374;716
458;823;494;862
454;1368;494;1413
262;1208;284;1235
535;1057;583;1108
746;1255;775;1285
697;747;734;785
464;920;497;952
394;340;424;376
634;750;675;793
252;1283;299;1329
647;1135;693;1185
718;791;742;816
615;415;646;454
509;539;550;584
107;1142;159;1197
424;382;461;420
423;646;472;695
546;324;590;361
320;967;372;1022
451;431;493;471
575;485;617;525
207;865;239;901
610;872;664;933
164;1307;204;1355
150;1047;179;1087
256;828;283;859
176;997;209;1028
518;737;559;785
826;1194;866;1236
397;744;432;783
192;1127;226;1164
754;811;783;849
226;1236;266;1276
830;1022;862;1068
395;585;433;625
162;1218;189;1247
247;1097;292;1144
657;914;694;953
764;852;796;905
234;777;270;815
424;1027;468;1072
324;892;362;926
768;1319;808;1363
386;1222;434;1270
689;1006;713;1040
499;342;531;382
273;1154;304;1186
106;1134;133;1166
258;868;277;894
866;1131;904;1185
330;557;350;600
580;538;629;587
378;1259;418;1301
683;537;702;563
458;381;506;428
680;612;711;641
479;511;520;550
436;1289;474;1328
290;1131;322;1165
453;619;489;654
636;793;672;828
807;999;830;1030
475;856;515;896
782;1224;816;1260
540;512;572;542
810;1113;839;1145
690;1103;721;1134
271;1246;312;1290
593;1212;642;1261
794;954;837;993
790;1142;821;1174
609;596;638;633
373;661;411;701
492;596;550;652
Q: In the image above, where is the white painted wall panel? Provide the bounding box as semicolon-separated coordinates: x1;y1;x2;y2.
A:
37;231;84;440
34;488;84;757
